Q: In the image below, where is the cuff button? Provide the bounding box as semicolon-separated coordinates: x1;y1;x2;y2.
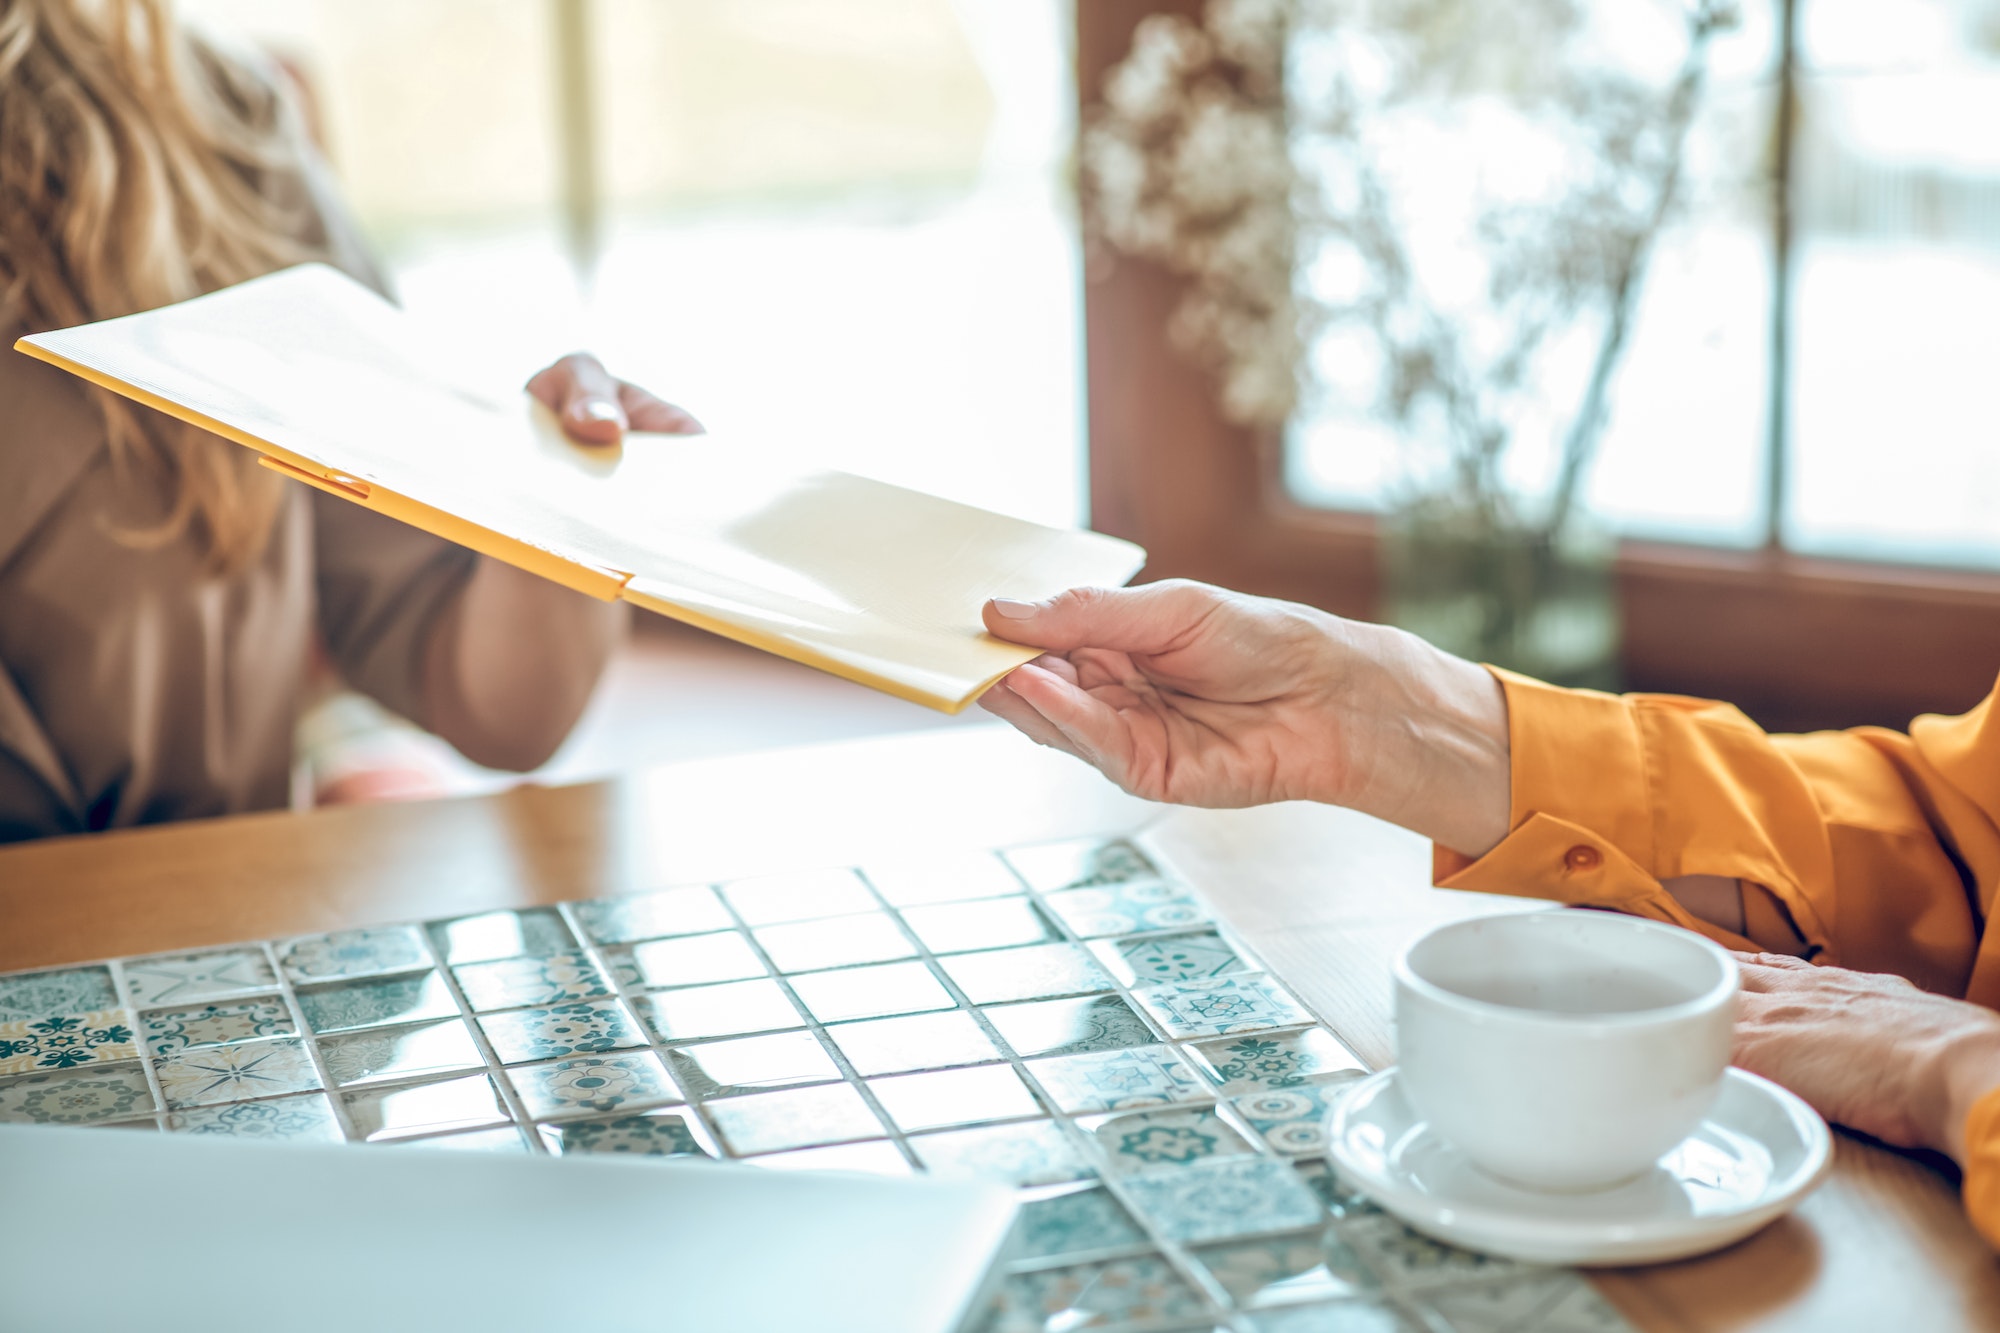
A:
1563;845;1602;872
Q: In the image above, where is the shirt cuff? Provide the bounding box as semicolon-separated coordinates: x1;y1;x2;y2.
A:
1963;1083;2000;1252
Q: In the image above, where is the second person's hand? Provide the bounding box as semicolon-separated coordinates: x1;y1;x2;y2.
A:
526;352;703;445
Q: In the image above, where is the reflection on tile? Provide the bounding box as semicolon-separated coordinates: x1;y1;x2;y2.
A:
617;932;766;989
753;913;914;973
1245;1300;1426;1332
508;1052;680;1121
1004;838;1159;892
343;1073;512;1141
298;972;458;1034
1120;1155;1326;1244
1234;1079;1367;1156
900;898;1059;955
987;1253;1206;1333
721;869;875;925
662;1030;841;1099
1131;974;1314;1038
1093;929;1249;987
122;950;275;1007
1193;1229;1379;1308
941;944;1115;1006
167;1094;343;1143
155;1038;320;1109
788;961;953;1024
1088;1105;1252;1174
452;951;609;1012
0;1063;154;1124
1027;1045;1207;1114
910;1120;1094;1188
1296;1159;1380;1221
571;886;732;944
1336;1215;1539;1293
1415;1272;1633;1333
745;1139;912;1175
387;1126;531;1153
984;994;1153;1059
1015;1186;1149;1261
1194;1029;1367;1094
634;979;802;1042
704;1082;884;1155
827;1010;1002;1076
140;996;292;1058
867;1064;1039;1132
478;999;644;1065
278;925;428;982
1042;881;1209;939
863;852;1025;906
429;909;572;965
541;1111;711;1160
0;1008;137;1075
0;966;118;1022
317;1020;484;1087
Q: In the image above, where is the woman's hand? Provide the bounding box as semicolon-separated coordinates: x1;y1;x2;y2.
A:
526;352;703;445
1733;953;2000;1161
978;580;1513;856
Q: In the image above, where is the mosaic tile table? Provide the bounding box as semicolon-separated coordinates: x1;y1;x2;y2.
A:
0;835;1632;1333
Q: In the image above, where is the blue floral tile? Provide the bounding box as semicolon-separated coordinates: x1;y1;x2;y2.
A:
788;961;954;1023
343;1073;513;1141
0;1062;154;1124
139;996;292;1058
298;971;459;1033
541;1110;712;1160
662;1030;842;1099
1003;838;1159;892
613;931;766;990
1132;974;1314;1038
1234;1077;1367;1157
1041;881;1210;939
507;1052;680;1121
753;912;915;973
941;944;1116;1005
122;950;275;1006
1026;1044;1207;1114
900;898;1059;955
386;1126;530;1153
910;1120;1095;1187
634;978;802;1042
1092;929;1250;987
154;1038;320;1109
1120;1155;1327;1245
477;999;644;1064
0;966;118;1022
278;925;428;982
1194;1029;1367;1094
985;1253;1207;1333
1086;1105;1252;1175
1244;1299;1426;1332
703;1082;886;1154
745;1140;913;1175
0;1008;136;1075
167;1093;342;1143
1014;1186;1148;1261
429;909;573;965
452;951;609;1012
984;994;1154;1059
827;1009;1002;1076
1334;1215;1538;1293
1192;1229;1380;1308
867;1065;1040;1132
1413;1272;1633;1332
863;852;1026;906
571;886;733;944
721;868;876;925
317;1020;485;1087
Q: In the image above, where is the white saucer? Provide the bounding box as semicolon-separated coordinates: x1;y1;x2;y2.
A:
1323;1066;1832;1266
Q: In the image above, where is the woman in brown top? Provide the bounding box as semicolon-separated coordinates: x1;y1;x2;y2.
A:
0;1;696;840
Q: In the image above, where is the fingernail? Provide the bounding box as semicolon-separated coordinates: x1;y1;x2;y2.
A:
576;400;620;423
990;598;1038;619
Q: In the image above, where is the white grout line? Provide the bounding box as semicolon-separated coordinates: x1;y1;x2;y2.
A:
258;939;366;1144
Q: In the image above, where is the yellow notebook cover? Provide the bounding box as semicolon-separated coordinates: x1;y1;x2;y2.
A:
16;263;1146;713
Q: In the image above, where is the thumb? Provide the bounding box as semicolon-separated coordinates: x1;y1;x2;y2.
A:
983;580;1219;655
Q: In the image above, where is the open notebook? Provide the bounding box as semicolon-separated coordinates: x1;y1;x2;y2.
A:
15;264;1145;713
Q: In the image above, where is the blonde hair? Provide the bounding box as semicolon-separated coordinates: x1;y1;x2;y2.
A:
0;0;321;573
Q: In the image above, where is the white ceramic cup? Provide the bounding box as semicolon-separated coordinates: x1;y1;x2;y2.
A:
1394;909;1738;1193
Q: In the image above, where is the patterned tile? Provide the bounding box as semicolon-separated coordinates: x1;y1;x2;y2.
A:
1004;837;1159;892
154;1038;320;1109
452;951;609;1011
788;960;954;1023
1026;1045;1208;1113
1296;1159;1381;1221
278;925;427;982
508;1052;680;1121
900;898;1059;955
754;912;915;972
941;943;1115;1005
984;994;1154;1059
745;1139;913;1175
1015;1185;1148;1261
1234;1078;1367;1157
613;931;766;989
167;1094;342;1143
863;852;1026;906
0;1009;136;1074
1335;1215;1539;1293
1245;1300;1427;1332
1194;1029;1366;1094
703;1082;885;1154
387;1126;530;1153
0;966;118;1022
1193;1229;1380;1307
571;886;732;944
1414;1273;1633;1333
139;996;292;1057
985;1253;1207;1333
634;978;802;1042
867;1065;1040;1132
1042;881;1210;939
541;1111;712;1160
122;950;275;1006
0;1063;154;1124
1132;974;1314;1038
1120;1155;1327;1245
478;999;644;1064
1086;1105;1252;1175
1093;929;1249;987
827;1010;1002;1076
318;1020;485;1087
910;1120;1095;1187
721;868;875;925
429;909;572;965
343;1073;513;1141
298;972;458;1033
662;1030;842;1099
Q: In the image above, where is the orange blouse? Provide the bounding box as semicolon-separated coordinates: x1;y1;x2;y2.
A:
1435;669;2000;1247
